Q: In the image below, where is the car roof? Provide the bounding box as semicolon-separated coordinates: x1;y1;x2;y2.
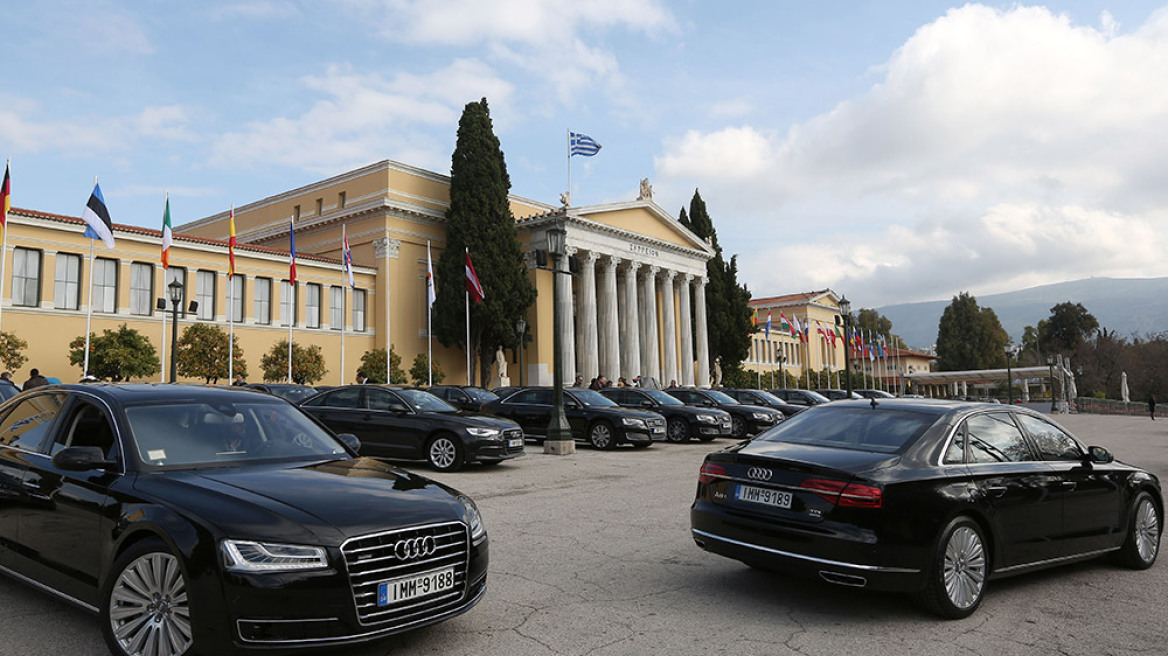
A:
816;397;1011;415
28;383;288;405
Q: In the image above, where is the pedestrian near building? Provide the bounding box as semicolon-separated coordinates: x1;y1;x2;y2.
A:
232;373;248;387
1149;394;1156;420
23;369;49;390
356;371;369;384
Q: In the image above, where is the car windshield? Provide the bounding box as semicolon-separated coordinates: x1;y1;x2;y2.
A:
268;386;317;403
753;390;784;404
463;388;499;403
705;390;739;405
569;390;619;407
125;401;347;469
803;390;831;403
643;390;684;405
399;389;459;413
758;405;935;453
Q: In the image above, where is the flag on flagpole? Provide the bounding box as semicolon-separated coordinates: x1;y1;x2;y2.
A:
569;132;602;157
465;250;484;303
426;242;436;309
342;227;354;288
83;182;115;249
288;218;297;284
780;312;793;335
228;207;237;279
161;194;172;268
0;160;10;228
765;312;772;340
790;315;802;340
752;308;758;327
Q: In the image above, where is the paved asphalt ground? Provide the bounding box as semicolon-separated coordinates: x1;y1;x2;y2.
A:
2;411;1166;656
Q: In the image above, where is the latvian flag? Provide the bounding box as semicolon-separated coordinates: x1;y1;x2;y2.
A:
465;250;484;303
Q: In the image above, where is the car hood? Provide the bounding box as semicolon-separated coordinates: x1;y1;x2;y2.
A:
445;411;520;429
726;403;777;415
733;439;900;475
134;457;468;544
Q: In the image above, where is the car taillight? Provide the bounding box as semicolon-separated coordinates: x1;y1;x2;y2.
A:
802;478;882;508
699;462;727;484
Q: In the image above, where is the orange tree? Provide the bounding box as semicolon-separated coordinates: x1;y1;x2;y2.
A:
68;324;160;381
0;331;28;372
409;352;446;386
176;323;247;384
358;347;407;384
260;340;326;385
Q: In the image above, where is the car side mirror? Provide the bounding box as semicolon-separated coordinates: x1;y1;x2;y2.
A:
387;403;409;413
1087;445;1113;464
564;401;580;410
641;401;655;408
703;400;715;407
336;433;361;453
52;446;116;471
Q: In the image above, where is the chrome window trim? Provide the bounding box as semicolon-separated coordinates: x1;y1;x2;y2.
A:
934;408;1040;468
692;529;919;574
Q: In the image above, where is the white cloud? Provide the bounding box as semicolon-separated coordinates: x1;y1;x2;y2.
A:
655;4;1168;306
0;99;196;153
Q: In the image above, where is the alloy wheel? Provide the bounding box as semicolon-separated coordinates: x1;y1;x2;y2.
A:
942;526;986;610
429;437;458;470
590;423;613;449
1135;497;1161;564
109;552;192;656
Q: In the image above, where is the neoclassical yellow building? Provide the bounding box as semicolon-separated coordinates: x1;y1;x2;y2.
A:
2;160;717;387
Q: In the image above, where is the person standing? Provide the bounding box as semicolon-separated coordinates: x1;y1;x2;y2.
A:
232;373;248;387
1149;394;1157;420
23;368;49;389
356;371;369;384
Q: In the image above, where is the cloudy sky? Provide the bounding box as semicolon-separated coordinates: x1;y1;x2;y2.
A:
3;1;1167;308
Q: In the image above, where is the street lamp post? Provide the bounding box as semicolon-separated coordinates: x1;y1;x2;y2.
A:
1047;356;1056;412
515;318;527;388
1005;345;1015;405
838;296;853;399
544;222;574;455
167;279;183;383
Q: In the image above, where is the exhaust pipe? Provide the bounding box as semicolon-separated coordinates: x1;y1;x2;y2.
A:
819;571;867;587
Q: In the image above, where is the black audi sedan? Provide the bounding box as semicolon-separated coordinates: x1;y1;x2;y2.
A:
720;388;806;417
0;384;489;656
480;387;665;448
245;382;319;403
664;388;782;438
427;385;501;412
599;387;732;442
299;385;524;472
691;399;1162;619
769;388;831;407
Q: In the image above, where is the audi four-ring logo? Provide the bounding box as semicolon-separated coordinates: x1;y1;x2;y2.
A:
747;467;773;481
393;536;436;561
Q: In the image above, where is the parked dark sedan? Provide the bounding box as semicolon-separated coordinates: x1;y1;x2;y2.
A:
245;382;319;403
600;387;732;442
664;388;782;438
856;388;897;399
481;387;665;449
691;399;1162;618
815;388;864;401
428;385;501;412
720;388;806;417
0;384;489;656
769;388;832;407
299;385;524;472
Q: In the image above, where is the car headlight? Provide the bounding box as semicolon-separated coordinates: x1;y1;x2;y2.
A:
458;495;487;544
466;427;501;438
221;540;328;573
752;412;772;421
621;417;647;428
696;414;717;423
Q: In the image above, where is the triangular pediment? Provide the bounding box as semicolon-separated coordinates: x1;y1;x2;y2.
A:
572;201;713;254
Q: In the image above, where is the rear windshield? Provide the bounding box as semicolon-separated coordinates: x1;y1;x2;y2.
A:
757;406;935;453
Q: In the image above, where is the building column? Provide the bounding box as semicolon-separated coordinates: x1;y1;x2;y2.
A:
640;265;660;382
621;262;641;381
679;274;694;386
695;277;710;387
660;269;678;387
577;251;600;382
598;256;620;382
557;247;577;385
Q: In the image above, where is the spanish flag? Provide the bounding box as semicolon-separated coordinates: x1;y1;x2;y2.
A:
228;206;236;279
1;159;10;228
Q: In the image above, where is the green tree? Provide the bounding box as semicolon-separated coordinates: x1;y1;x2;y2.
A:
855;308;905;349
935;292;1010;371
1038;302;1099;355
358;347;406;384
68;324;160;381
260;340;326;385
0;331;28;371
409;352;446;386
175;323;247;384
433;98;536;386
683;190;753;373
1020;324;1042;365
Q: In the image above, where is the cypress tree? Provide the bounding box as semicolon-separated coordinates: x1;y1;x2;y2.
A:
433;98;536;385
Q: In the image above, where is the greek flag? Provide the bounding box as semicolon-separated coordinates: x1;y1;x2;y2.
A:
570;132;602;157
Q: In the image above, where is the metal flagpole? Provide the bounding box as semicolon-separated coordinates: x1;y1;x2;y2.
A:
84;238;95;376
0;158;9;332
340;225;347;386
160;277;166;383
287;303;293;384
567;129;572;207
427;241;433;387
465;248;471;385
228;206;235;385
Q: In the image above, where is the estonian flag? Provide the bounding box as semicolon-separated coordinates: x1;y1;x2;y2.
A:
83;182;116;249
569;132;602;157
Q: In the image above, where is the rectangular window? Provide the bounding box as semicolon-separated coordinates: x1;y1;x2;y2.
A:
254;277;271;325
315;198;323;217
338;191;346;208
280;280;297;327
130;262;154;316
353;289;366;332
196;270;215;320
228;275;244;323
165;268;187;317
306;283;321;328
330;286;344;330
92;258;118;313
293;205;301;221
13;248;42;307
54;253;82;310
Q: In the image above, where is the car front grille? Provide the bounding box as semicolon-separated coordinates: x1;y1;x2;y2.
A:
719;417;732;429
503;428;525;454
341;522;469;627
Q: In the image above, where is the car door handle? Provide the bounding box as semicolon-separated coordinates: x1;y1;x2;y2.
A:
1060;481;1077;490
984;485;1007;497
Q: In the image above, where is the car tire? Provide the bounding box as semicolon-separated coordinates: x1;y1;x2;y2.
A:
588;421;616;450
666;418;689;443
426;434;465;472
1115;491;1161;569
730;415;747;438
914;516;988;619
100;537;195;656
697;433;717;442
631;441;652;449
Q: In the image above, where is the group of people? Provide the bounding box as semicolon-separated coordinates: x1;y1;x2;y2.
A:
573;374;674;390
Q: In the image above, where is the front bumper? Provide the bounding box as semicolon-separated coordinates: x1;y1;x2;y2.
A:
467;430;526;463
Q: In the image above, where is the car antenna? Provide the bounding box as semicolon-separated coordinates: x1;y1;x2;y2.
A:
870;398;879;410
